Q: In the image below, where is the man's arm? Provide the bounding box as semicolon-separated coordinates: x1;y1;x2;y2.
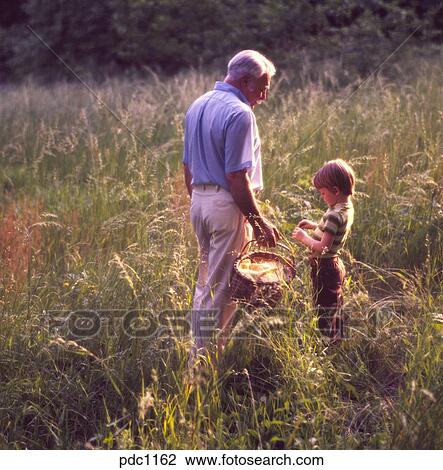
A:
226;169;280;247
183;163;193;197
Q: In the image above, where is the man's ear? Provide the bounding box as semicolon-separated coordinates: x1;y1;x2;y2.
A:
239;76;248;87
333;186;340;195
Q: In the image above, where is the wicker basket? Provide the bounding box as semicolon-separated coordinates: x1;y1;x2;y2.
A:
230;241;296;308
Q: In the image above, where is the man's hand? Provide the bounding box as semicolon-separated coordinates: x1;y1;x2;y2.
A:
298;219;317;230
251;217;281;248
227;170;281;247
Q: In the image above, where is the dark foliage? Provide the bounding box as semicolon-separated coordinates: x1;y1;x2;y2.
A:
0;0;442;82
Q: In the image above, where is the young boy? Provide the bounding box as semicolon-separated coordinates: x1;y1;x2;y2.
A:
292;159;355;341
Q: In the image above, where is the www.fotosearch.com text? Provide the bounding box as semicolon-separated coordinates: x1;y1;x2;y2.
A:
119;452;324;468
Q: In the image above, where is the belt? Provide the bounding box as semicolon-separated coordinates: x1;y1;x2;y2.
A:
309;256;339;266
192;183;261;195
192;183;221;191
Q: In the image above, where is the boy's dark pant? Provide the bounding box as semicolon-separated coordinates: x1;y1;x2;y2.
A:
310;257;345;339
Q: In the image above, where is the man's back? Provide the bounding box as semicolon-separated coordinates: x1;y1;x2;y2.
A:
183;81;262;192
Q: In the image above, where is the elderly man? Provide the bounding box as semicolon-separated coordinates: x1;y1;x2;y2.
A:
183;50;280;357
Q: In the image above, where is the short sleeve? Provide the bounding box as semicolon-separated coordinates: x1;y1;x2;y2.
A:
323;212;341;235
224;110;254;173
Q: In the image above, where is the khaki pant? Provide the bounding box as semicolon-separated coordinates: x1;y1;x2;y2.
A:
190;185;252;353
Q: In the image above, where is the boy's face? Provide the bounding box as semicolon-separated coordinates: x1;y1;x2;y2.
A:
318;187;339;207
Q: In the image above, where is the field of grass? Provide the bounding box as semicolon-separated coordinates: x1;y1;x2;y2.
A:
0;58;442;449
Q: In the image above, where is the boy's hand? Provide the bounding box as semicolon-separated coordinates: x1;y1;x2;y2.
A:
291;227;306;242
298;219;317;230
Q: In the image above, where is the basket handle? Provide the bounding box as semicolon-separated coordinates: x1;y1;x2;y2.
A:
239;239;293;257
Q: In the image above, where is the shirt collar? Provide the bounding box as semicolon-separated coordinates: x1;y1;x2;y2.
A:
332;200;352;210
214;81;250;106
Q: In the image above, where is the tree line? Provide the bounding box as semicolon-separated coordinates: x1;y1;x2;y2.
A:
1;0;442;82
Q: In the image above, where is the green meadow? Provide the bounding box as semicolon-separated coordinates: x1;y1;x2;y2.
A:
0;58;442;449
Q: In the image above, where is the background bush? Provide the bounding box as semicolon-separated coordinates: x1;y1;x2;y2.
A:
1;0;443;82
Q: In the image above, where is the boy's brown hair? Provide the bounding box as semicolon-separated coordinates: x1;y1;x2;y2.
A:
313;159;355;195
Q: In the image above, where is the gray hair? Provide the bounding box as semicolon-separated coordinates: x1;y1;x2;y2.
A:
226;50;276;81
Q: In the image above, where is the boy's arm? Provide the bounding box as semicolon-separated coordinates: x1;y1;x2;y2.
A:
298;219;318;230
292;227;335;256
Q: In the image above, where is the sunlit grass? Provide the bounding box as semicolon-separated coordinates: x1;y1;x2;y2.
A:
0;59;442;449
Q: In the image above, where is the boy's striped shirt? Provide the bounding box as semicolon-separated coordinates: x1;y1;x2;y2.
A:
312;201;354;258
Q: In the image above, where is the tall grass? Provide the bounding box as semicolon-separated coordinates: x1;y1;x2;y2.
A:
0;58;442;449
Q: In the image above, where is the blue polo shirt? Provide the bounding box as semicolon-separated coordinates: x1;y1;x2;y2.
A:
183;81;263;192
